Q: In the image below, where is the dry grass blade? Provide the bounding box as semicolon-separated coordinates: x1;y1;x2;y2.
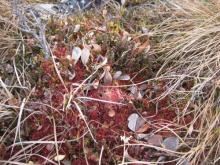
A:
153;0;220;164
0;0;18;60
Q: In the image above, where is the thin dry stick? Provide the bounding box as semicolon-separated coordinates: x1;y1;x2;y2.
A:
76;96;127;105
82;136;89;165
0;77;13;98
0;161;29;165
73;101;97;143
52;117;61;165
11;98;26;155
50;48;68;92
99;146;104;165
13;43;23;87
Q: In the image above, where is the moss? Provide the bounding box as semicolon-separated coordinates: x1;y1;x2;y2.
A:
133;100;145;109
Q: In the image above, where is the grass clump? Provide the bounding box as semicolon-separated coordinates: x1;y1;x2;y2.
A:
153;0;220;164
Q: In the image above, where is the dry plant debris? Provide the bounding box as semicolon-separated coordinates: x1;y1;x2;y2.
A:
0;0;220;165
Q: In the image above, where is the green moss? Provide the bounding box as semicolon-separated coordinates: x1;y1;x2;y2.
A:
133;100;145;109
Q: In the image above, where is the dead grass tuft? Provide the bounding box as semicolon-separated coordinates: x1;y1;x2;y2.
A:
154;0;220;164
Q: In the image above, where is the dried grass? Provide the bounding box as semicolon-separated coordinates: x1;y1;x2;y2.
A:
153;0;220;164
1;0;220;164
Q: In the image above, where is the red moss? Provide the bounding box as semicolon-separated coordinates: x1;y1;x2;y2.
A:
21;29;190;164
72;159;87;165
53;45;67;58
41;60;54;75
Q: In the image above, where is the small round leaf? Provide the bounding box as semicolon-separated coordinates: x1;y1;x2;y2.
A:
162;137;179;151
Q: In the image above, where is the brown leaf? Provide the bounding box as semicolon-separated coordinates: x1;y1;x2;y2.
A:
138;40;150;53
0;143;6;159
7;97;19;107
133;40;150;56
136;123;150;133
92;44;102;53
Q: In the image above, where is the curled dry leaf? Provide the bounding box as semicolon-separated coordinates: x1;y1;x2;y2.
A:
133;40;150;56
139;40;150;53
162;137;179;151
72;47;82;64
